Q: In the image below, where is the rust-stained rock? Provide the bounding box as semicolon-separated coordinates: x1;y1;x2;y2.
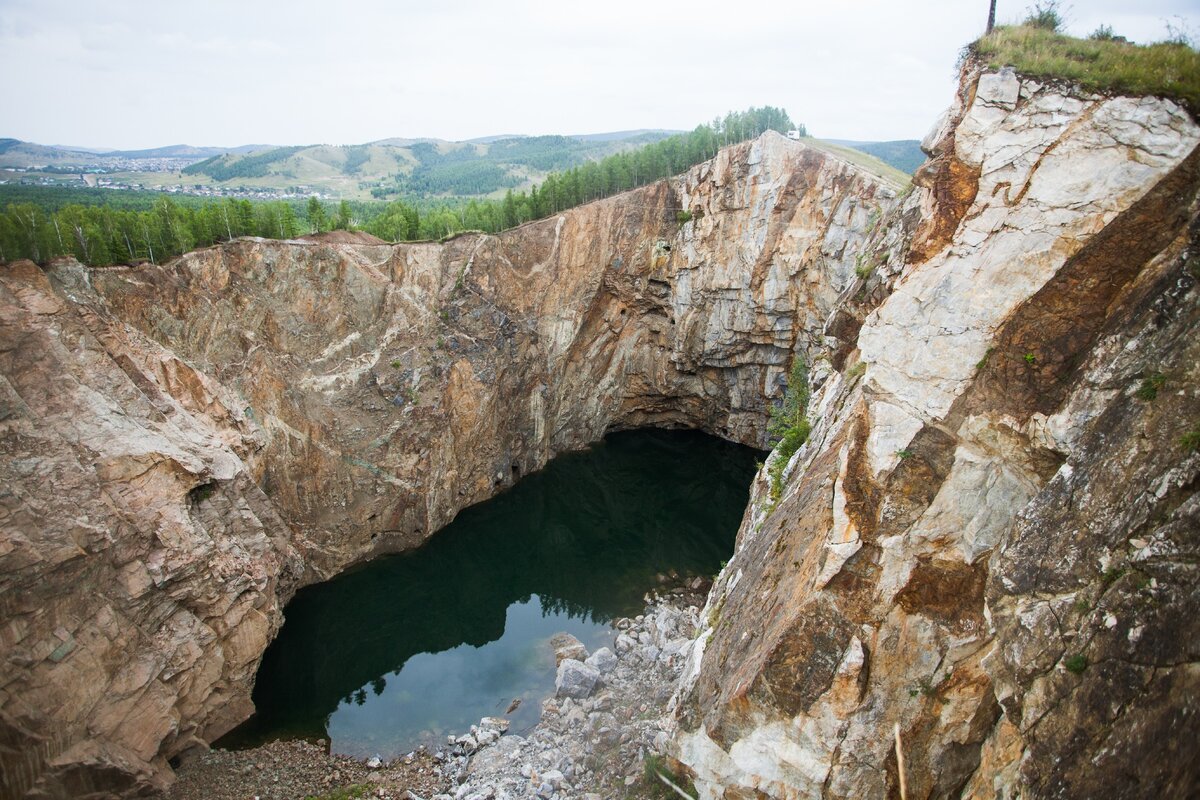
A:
670;65;1200;800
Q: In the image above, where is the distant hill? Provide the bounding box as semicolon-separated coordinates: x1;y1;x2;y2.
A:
0;130;683;200
0;139;103;166
827;139;925;175
569;129;684;142
177;132;679;200
463;134;527;144
103;144;272;159
0;139;273;168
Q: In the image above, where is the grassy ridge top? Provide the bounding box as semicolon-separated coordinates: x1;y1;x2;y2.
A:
803;139;912;190
973;25;1200;115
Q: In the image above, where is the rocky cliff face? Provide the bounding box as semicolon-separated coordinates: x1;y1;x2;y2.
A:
3;64;1197;800
0;134;898;798
669;66;1200;798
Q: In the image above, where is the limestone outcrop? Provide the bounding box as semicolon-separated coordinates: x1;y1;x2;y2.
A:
0;133;896;797
670;66;1200;798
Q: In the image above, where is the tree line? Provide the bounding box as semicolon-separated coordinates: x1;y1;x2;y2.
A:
0;196;357;267
1;106;800;266
364;106;800;238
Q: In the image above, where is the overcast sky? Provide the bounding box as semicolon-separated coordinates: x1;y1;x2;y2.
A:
0;0;1194;149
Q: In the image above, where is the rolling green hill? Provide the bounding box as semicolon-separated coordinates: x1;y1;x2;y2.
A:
826;139;925;175
179;133;676;200
1;127;923;203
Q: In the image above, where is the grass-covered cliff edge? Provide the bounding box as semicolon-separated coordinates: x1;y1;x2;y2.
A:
972;23;1200;115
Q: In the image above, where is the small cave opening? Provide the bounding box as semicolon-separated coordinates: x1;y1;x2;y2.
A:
187;481;218;505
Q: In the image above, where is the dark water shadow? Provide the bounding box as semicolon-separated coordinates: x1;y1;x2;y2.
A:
220;428;760;756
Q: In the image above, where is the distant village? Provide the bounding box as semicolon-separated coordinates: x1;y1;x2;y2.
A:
0;160;329;201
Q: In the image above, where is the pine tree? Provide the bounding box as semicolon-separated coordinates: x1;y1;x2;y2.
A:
335;200;352;230
306;197;328;233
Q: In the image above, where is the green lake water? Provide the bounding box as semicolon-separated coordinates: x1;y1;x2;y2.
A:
220;429;759;758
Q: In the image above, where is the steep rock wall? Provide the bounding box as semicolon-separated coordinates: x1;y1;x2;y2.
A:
670;67;1200;798
4;64;1197;800
0;134;898;797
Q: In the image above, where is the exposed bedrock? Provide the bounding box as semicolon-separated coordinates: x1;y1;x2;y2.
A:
0;133;896;797
670;67;1200;798
3;63;1199;799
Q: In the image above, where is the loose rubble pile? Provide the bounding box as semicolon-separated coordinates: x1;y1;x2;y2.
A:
166;580;707;800
436;586;706;800
165;738;447;800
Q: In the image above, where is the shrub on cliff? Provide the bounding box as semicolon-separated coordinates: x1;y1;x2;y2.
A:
1023;0;1063;32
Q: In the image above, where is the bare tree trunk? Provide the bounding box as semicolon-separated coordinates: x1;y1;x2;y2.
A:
51;215;65;253
73;224;89;263
18;209;41;262
141;220;155;264
987;0;997;33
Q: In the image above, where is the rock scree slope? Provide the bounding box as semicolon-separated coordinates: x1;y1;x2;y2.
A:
1;62;1198;799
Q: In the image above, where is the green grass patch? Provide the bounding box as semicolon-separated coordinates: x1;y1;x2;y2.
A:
1135;372;1167;401
973;25;1200;115
1063;654;1088;674
1181;424;1200;451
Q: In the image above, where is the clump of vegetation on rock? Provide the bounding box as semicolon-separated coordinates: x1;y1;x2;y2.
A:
643;753;698;800
303;785;369;800
971;17;1200;115
765;358;812;504
1023;0;1065;32
1181;423;1200;451
1135;372;1167;401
